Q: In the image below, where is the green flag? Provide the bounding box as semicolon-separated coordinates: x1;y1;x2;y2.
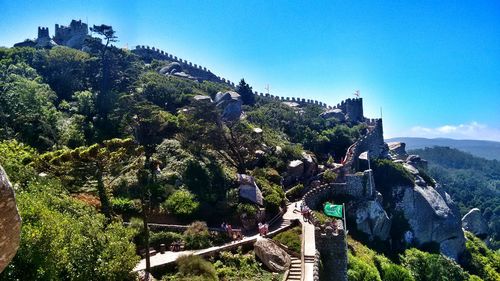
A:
324;203;343;218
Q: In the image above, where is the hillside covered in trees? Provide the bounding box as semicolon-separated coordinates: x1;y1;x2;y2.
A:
0;25;499;281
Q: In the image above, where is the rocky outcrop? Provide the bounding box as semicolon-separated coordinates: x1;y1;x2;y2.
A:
159;62;182;75
0;165;21;273
215;91;242;121
301;152;318;178
394;183;465;260
254;238;291;273
354;200;391;240
237;174;263;206
388;142;408;160
287;160;304;178
462;208;489;238
320;108;345;121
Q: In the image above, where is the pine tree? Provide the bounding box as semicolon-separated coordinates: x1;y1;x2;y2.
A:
236;78;255;106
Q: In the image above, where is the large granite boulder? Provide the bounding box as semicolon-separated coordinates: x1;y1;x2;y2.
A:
320;108;345;121
215;91;242;121
388;142;408;160
462;208;489;238
287;160;304;178
354;200;391;240
301;152;318;178
254;238;291;272
0;165;21;273
159;62;182;75
237;174;263;206
394;183;465;260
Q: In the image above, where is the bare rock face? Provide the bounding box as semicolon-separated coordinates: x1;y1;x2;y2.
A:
462;208;489;238
388;142;408;160
254;238;291;273
320;108;345;121
287;160;304;178
394;183;465;260
301;152;318;178
214;91;242;121
0;165;21;273
354;200;391;240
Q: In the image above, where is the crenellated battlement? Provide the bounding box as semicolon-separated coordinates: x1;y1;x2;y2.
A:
132;45;339;108
37;27;49;39
342;118;386;172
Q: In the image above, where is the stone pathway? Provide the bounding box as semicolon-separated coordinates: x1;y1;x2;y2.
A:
134;200;303;272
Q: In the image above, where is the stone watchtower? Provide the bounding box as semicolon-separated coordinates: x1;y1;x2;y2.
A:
37;27;49;39
345;98;364;123
315;225;348;281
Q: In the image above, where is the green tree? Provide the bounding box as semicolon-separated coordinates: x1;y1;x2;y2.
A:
0;63;61;150
163;189;199;217
36;138;142;219
35;46;90;101
90;24;118;123
0;179;139;281
236;78;255;106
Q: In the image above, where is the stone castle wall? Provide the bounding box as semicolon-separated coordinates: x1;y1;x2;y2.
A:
132;45;335;108
342;118;385;172
331;98;364;122
315;226;348;281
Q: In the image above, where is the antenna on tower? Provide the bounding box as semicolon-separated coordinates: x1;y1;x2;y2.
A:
265;84;270;95
380;107;383;119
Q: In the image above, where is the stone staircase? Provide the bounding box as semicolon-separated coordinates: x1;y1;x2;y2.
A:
286;256;302;281
278;218;292;228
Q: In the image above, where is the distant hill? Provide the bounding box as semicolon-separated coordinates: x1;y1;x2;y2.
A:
386;137;500;160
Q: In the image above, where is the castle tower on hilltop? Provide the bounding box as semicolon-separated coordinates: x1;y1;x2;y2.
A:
345;98;364;122
53;19;88;49
37;27;49;39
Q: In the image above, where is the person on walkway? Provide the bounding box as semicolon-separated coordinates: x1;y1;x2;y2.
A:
226;224;233;239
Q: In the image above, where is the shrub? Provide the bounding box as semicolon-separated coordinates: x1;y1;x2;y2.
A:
255;177;285;214
417;168;436;187
111;197;140;215
323;169;338;183
175;255;218;281
212;249;276;280
163;189;199;217
272;226;301;254
149;231;183;249
253;167;282;185
286;183;304;199
183;221;212;249
374;255;414;281
237;203;259;217
402;248;469;281
347;254;382;281
463;231;500;281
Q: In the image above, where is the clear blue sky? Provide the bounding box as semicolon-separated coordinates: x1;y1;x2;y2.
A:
2;0;500;141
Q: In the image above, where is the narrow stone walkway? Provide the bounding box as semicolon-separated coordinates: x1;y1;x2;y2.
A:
134;200;303;272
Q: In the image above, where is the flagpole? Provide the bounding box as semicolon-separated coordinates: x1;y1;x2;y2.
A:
367;151;372;197
343;203;347;233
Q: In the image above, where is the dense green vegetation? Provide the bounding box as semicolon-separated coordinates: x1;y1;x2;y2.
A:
272;226;302;254
346;236;495;281
410;147;500;248
1;36;498;281
161;250;280;281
